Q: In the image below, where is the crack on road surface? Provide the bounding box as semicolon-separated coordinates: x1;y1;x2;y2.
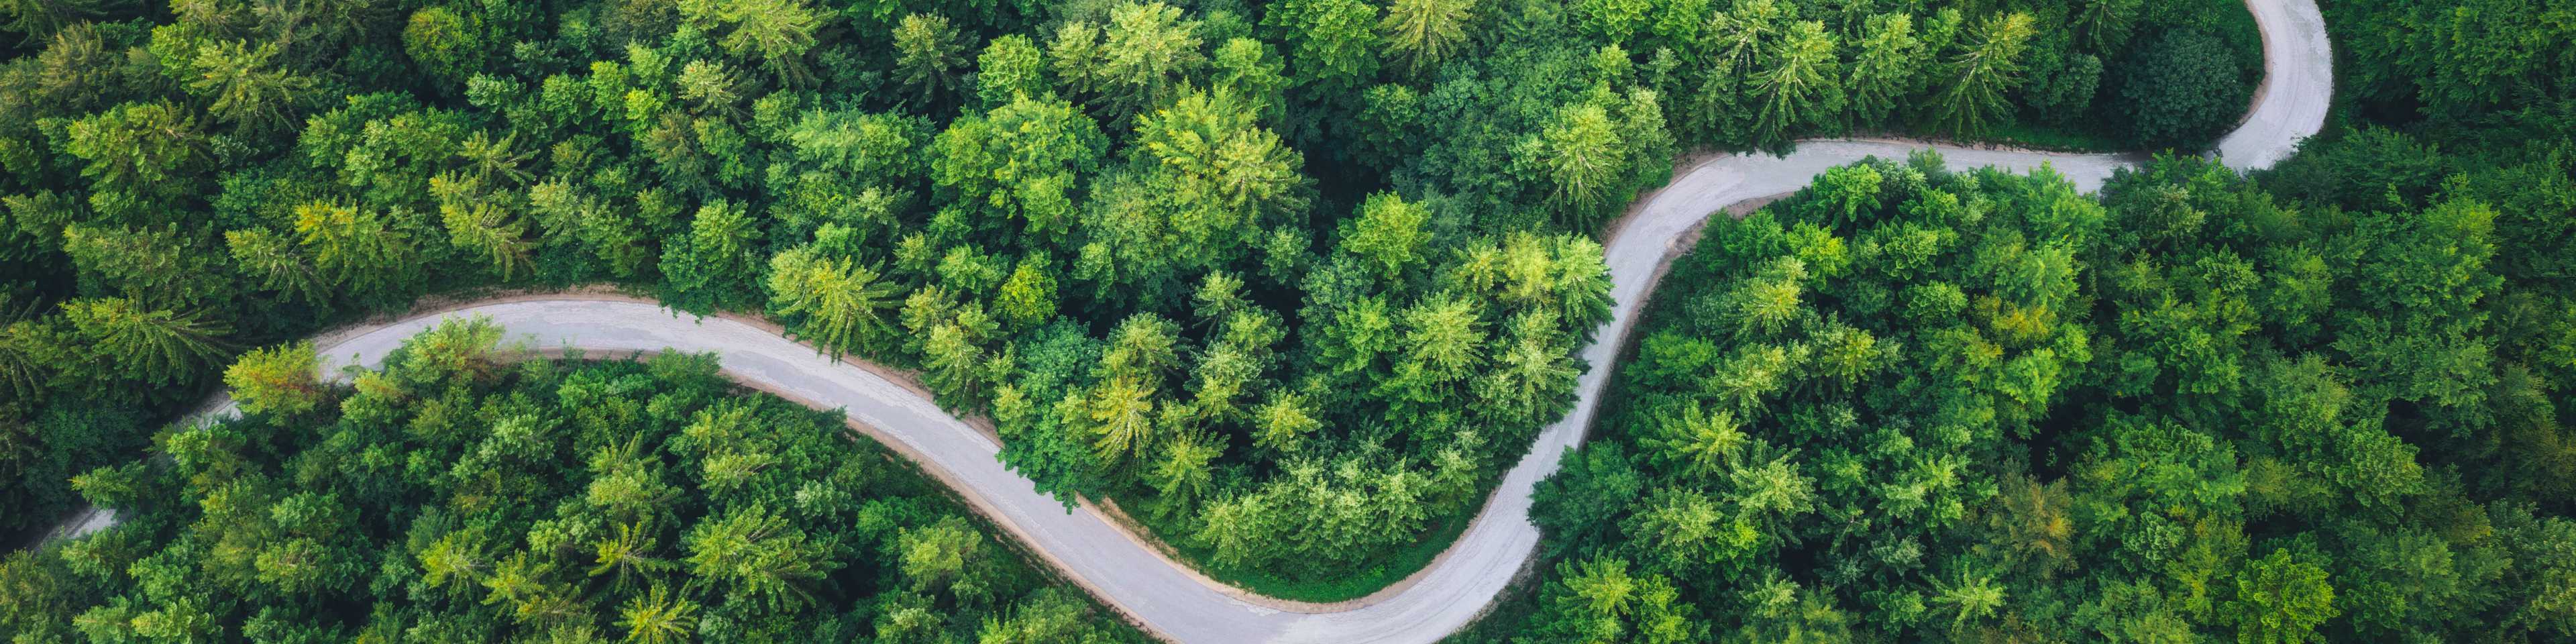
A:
32;1;2330;641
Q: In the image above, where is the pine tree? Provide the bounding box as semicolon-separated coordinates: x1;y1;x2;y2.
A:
617;585;700;644
1047;1;1203;126
1753;20;1844;148
292;201;417;297
186;40;314;133
1845;13;1923;127
1525;103;1621;222
1929;12;2036;138
892;13;965;110
225;229;330;307
62;298;229;386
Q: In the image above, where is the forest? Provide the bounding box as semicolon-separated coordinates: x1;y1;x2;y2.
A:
0;0;2277;600
1468;144;2575;642
1;319;1145;642
0;0;2569;637
1454;0;2576;636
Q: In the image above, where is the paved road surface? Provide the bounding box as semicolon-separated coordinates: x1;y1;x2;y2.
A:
46;1;2329;641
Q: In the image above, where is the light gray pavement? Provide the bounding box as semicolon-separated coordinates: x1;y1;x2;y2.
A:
42;0;2329;640
2218;0;2334;170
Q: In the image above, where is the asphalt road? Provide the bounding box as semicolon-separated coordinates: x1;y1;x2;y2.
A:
46;0;2330;640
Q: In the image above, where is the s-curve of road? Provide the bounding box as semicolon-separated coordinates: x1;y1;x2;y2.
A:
56;0;2330;640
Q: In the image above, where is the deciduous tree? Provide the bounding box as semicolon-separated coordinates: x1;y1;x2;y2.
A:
223;341;321;416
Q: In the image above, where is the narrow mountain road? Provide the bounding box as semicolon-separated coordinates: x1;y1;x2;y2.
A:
52;1;2329;641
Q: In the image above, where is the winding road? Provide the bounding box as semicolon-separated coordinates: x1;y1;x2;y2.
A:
50;1;2330;641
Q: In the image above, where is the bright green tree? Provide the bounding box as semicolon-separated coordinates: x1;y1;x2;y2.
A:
223;341;321;416
62;101;207;218
684;0;826;83
662;202;762;313
292;201;418;297
766;247;904;357
682;506;832;609
185;40;314;133
1339;193;1432;282
1379;0;1472;74
2233;550;2340;643
893;13;966;109
1753;20;1845;148
1929;11;2035;138
1263;0;1381;89
1845;13;1923;127
975;34;1048;109
616;584;700;644
1047;1;1203;125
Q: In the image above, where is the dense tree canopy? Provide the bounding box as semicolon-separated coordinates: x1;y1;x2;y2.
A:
1;0;2569;637
2326;0;2576;125
0;0;1624;596
1;320;1144;643
0;0;2278;613
1465;138;2576;642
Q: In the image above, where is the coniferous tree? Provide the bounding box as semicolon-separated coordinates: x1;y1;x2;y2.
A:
1752;20;1843;148
1845;13;1923;127
1929;12;2035;138
1380;0;1472;75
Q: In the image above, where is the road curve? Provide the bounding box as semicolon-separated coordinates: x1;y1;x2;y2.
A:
58;1;2328;641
